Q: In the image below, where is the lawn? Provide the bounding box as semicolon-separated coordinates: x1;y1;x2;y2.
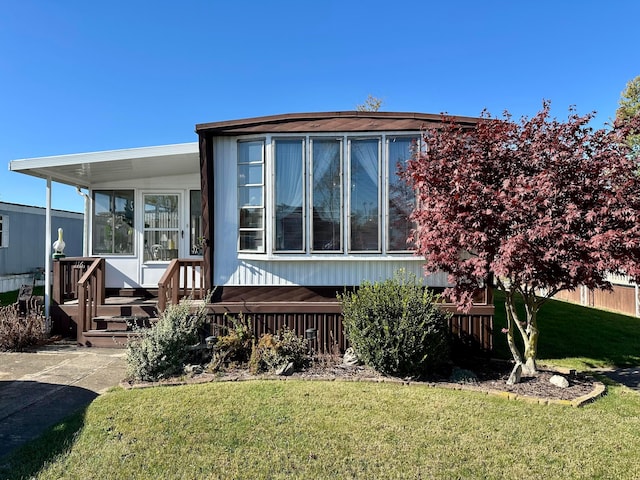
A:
492;291;640;370
2;291;640;479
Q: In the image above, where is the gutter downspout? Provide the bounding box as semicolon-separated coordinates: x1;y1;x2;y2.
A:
76;187;90;256
44;177;52;334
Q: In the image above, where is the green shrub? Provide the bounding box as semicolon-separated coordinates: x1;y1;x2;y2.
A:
126;297;210;381
249;328;310;374
208;313;254;372
338;271;451;377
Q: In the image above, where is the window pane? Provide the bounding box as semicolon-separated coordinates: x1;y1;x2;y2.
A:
274;139;304;251
92;190;134;255
238;164;263;185
144;195;179;229
350;139;379;251
239;231;263;251
145;231;179;260
238;140;265;253
238;186;263;207
388;137;417;251
238;141;263;163
239;208;263;228
312;139;342;251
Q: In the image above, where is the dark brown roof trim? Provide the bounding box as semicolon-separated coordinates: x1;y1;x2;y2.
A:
195;110;481;135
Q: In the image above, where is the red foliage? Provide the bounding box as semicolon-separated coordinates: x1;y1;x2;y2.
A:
400;101;640;311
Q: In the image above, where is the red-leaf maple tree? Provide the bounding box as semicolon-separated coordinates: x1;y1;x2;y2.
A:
400;101;640;374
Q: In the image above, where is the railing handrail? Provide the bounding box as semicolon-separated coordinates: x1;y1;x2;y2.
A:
77;257;105;288
76;257;105;341
158;258;204;312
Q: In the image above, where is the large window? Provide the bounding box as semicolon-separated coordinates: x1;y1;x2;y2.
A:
238;140;265;252
311;138;342;252
349;138;380;251
274;139;304;251
236;134;416;255
0;215;6;248
388;137;417;251
92;190;134;255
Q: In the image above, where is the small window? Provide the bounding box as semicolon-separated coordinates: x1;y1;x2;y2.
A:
190;190;203;255
92;190;134;255
0;215;7;248
238;140;265;252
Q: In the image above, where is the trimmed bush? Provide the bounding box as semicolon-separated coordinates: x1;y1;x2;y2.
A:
339;271;451;377
126;297;210;381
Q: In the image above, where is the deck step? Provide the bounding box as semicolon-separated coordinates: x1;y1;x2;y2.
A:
92;315;151;332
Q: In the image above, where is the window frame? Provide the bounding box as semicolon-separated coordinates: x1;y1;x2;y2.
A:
310;137;343;253
273;137;306;253
386;135;419;253
237;139;266;253
236;132;418;258
91;190;135;256
347;136;382;253
0;215;7;248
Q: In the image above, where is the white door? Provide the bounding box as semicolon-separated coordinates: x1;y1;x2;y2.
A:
140;193;182;286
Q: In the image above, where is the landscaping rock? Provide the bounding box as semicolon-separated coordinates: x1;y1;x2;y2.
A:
549;374;570;388
342;347;361;366
184;364;204;375
506;363;522;385
275;362;295;376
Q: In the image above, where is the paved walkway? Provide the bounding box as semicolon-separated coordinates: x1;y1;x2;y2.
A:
0;341;126;459
600;367;640;392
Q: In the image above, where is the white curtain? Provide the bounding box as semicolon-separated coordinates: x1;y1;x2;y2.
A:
275;140;303;249
312;140;341;222
350;139;379;250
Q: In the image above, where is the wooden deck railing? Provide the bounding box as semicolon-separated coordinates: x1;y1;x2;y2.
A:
52;257;101;303
157;258;205;312
75;257;106;340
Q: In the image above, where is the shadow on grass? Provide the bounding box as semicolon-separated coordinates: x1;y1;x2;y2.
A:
0;380;95;479
492;290;640;368
0;409;87;479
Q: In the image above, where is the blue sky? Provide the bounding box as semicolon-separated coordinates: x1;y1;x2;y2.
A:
1;0;639;213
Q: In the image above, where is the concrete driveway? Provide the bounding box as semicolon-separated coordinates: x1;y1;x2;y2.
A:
0;341;126;459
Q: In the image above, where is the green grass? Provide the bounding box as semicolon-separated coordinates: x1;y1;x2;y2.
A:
0;286;45;307
2;381;640;480
2;290;640;479
492;290;640;370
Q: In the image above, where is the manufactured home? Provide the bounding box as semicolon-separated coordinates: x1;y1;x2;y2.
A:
9;111;494;351
0;202;83;293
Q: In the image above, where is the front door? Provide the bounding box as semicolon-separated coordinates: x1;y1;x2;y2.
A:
141;193;182;286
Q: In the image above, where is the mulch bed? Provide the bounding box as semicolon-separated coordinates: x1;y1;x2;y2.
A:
123;356;603;405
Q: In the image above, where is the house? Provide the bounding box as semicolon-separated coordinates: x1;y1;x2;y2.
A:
9;111;494;351
0;202;83;293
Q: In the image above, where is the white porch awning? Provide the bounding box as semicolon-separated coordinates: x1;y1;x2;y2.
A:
9;142;200;187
